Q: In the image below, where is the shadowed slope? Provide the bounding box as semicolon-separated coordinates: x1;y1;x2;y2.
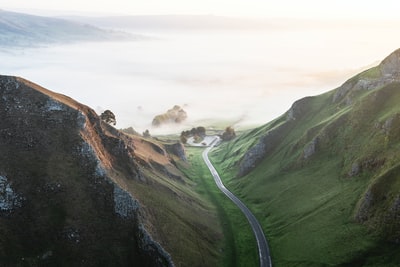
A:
0;75;221;266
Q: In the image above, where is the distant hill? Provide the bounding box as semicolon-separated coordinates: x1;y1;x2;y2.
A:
211;49;400;266
0;9;133;47
60;14;276;30
59;15;398;32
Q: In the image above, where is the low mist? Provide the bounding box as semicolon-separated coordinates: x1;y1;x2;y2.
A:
1;20;400;134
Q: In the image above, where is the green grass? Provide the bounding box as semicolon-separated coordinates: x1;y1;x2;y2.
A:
208;79;400;266
116;126;262;266
117;153;226;267
180;147;259;267
358;66;382;80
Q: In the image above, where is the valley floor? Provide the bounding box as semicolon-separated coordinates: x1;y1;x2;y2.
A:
179;147;259;267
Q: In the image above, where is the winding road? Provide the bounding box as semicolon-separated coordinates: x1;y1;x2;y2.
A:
202;138;272;267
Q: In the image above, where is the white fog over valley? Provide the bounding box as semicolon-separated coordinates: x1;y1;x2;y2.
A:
2;16;400;134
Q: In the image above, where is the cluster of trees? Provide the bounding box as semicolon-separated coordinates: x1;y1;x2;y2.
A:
180;126;206;144
152;105;187;127
221;126;236;141
101;109;236;143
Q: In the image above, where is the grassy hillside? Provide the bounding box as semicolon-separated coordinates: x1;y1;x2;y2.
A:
120;137;224;267
210;49;400;266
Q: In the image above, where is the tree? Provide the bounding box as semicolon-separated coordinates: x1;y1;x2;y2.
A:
221;126;236;141
196;126;206;137
180;135;188;144
143;129;151;138
100;110;116;125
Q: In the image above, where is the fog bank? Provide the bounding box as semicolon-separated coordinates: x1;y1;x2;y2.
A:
1;22;400;134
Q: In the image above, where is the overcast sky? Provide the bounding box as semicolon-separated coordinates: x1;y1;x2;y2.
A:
3;0;400;19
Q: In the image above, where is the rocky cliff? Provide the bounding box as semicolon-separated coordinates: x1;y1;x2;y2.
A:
0;75;215;266
0;75;175;266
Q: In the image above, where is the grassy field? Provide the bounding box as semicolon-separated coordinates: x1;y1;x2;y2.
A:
179;147;259;267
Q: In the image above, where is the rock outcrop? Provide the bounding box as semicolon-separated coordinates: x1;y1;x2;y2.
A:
238;121;291;177
237;96;315;177
165;142;187;162
355;165;400;243
333;48;400;104
380;48;400;76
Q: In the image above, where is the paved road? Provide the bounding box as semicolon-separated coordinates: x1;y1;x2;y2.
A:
202;138;272;267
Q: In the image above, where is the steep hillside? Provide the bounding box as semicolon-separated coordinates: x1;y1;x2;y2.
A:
211;49;400;266
0;75;222;266
0;9;131;47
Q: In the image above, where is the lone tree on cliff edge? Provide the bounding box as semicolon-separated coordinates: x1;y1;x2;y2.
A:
100;110;116;126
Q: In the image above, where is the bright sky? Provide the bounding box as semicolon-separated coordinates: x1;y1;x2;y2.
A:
3;0;400;19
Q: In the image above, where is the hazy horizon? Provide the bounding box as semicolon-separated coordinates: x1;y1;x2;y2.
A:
2;10;400;134
3;1;400;19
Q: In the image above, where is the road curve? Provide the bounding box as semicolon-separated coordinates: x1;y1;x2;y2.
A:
202;138;272;267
